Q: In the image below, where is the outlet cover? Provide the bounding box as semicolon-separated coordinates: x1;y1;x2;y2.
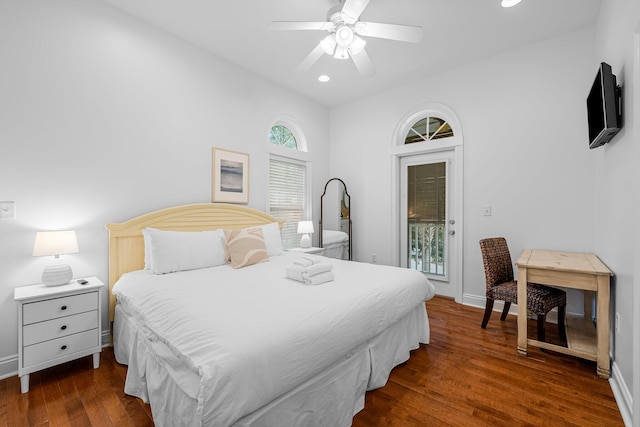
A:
0;201;15;219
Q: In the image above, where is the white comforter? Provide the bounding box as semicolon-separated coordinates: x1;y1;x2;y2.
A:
112;252;434;426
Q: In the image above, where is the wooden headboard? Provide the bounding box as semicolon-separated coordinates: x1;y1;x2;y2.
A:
105;203;282;321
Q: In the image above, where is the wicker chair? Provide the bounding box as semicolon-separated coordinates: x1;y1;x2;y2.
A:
479;237;567;342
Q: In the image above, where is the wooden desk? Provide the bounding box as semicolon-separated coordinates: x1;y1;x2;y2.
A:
516;249;613;378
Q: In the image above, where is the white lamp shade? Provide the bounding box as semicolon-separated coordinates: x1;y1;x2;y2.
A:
33;230;79;286
33;230;79;256
297;221;314;234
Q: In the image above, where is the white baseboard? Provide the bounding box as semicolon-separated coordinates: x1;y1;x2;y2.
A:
610;361;633;426
0;354;18;381
462;292;567;324
102;330;111;347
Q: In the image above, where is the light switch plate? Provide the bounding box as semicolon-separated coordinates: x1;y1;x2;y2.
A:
0;201;15;219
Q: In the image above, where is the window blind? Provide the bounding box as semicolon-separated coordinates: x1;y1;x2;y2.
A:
269;158;306;249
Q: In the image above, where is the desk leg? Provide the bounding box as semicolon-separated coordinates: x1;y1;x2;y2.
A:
583;290;594;320
596;275;611;379
517;267;528;356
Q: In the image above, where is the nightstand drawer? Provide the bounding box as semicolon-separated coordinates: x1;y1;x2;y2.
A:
23;311;98;346
23;292;98;325
23;329;98;368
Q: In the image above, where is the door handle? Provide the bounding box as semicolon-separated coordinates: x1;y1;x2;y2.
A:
449;230;455;235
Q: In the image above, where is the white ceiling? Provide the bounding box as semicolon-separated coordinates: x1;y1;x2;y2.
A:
100;0;602;107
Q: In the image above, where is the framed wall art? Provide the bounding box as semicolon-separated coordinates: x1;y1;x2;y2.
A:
212;147;249;204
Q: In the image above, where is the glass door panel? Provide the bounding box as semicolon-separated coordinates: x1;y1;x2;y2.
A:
407;162;447;278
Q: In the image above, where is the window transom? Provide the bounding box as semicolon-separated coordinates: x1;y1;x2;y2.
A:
405;116;454;144
269;125;298;149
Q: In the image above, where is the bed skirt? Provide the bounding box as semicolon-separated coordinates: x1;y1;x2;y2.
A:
114;302;429;427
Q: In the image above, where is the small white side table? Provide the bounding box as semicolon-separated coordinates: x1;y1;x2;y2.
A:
288;247;325;255
14;277;104;393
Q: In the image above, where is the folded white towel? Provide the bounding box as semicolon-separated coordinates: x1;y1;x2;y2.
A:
303;271;334;285
285;265;305;282
301;262;333;278
293;256;320;267
286;262;334;284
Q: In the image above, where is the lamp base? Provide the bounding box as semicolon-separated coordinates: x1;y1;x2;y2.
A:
300;234;311;248
42;259;73;287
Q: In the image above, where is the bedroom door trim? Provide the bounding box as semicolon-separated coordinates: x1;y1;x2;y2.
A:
390;103;464;303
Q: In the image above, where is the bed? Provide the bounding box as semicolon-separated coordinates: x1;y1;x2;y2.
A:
106;203;435;427
321;229;349;259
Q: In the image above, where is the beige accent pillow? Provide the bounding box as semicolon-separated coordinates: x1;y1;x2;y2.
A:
225;227;269;268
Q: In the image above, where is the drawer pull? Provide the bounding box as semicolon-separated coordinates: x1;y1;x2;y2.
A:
61;305;67;311
61;345;67;350
60;325;67;330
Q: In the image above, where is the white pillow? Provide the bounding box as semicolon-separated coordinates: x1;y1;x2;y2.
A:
142;228;227;274
143;229;152;270
260;222;284;256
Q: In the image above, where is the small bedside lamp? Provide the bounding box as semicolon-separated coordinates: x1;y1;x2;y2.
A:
297;221;314;248
33;230;79;287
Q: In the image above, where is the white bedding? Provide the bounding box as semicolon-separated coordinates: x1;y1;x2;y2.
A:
113;252;434;426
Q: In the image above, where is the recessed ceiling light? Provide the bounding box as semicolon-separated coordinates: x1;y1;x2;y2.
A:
501;0;522;7
318;75;331;83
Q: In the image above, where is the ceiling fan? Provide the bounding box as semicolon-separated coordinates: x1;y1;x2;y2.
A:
269;0;423;77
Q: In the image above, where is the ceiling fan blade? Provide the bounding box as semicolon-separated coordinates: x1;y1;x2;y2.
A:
269;21;335;31
355;22;423;43
350;49;376;77
295;43;326;74
341;0;372;21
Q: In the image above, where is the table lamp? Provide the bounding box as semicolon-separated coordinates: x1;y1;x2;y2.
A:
297;221;314;248
32;230;79;286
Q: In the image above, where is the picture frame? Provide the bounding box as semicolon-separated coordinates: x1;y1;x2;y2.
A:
212;147;250;204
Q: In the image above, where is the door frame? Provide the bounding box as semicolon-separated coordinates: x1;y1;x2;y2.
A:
390;103;464;303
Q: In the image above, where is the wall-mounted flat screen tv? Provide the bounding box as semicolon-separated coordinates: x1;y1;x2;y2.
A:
587;62;622;149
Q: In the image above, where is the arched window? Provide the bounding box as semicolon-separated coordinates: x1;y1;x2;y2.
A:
267;120;310;249
405;116;454;144
269;125;298;149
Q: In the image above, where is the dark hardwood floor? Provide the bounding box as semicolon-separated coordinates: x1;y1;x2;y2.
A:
0;296;623;426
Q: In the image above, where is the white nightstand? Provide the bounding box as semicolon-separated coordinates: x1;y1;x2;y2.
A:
14;277;104;393
289;247;325;255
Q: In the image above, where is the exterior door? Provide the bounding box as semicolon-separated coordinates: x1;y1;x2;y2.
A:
400;150;458;298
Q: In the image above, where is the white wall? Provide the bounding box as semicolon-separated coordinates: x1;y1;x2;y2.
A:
330;27;596;303
1;1;635;421
0;0;329;376
594;1;640;425
331;13;638;423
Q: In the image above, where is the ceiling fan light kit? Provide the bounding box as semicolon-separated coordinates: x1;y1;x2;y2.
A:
269;0;423;76
334;45;349;60
336;25;354;47
320;35;338;55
